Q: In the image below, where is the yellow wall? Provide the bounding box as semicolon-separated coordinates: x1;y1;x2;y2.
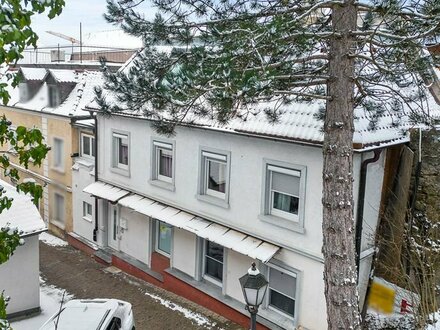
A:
0;105;75;237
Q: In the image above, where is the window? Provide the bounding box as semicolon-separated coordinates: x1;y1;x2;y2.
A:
152;141;173;183
112;132;129;170
204;241;224;284
199;150;230;204
156;221;172;256
53;137;64;170
268;166;300;220
81;133;95;158
267;265;297;319
261;161;306;232
19;83;29;102
53;193;65;224
82;201;92;220
48;85;60;107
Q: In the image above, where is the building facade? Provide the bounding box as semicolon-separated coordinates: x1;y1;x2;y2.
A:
69;104;397;329
0;66;103;237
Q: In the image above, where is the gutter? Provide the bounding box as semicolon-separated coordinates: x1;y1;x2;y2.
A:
92;112;99;242
355;149;382;277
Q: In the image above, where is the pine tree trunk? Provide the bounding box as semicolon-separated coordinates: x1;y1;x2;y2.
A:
322;0;361;328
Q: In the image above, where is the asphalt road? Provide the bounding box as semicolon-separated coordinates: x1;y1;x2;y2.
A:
39;240;243;330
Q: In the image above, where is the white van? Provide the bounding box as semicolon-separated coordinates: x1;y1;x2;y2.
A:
39;299;135;330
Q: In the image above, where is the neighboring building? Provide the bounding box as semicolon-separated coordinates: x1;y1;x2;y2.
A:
0;66;104;237
63;69;440;330
0;180;46;319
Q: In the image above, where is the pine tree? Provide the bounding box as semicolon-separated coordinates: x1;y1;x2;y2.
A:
101;0;440;328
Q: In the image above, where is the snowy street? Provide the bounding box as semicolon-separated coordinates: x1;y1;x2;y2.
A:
11;233;242;330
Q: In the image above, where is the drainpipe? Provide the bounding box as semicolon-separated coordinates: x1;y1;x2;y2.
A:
355;149;382;277
92;112;99;242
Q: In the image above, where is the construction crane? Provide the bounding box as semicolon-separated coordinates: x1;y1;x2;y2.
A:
46;31;81;45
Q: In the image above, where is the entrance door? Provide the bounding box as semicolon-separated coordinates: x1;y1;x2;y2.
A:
108;205;119;250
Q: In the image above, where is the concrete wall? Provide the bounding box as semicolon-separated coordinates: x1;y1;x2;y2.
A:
0;235;40;316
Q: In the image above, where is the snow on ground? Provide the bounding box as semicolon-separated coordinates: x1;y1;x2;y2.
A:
365;310;440;330
11;278;73;330
39;232;68;247
427;311;440;330
143;291;222;329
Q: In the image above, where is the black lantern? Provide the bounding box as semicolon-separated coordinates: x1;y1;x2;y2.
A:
239;262;268;330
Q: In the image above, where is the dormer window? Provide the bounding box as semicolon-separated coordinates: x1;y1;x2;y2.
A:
48;85;60;107
19;83;29;102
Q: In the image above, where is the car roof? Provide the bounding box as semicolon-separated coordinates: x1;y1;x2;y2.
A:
39;299;122;330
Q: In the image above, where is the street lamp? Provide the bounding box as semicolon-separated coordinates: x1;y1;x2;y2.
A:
239;262;269;330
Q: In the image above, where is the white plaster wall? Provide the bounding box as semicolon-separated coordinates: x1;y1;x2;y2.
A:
72;159;95;242
119;207;150;265
274;248;327;330
98;115;325;256
173;228;197;278
225;250;253;303
361;152;386;251
0;235;39;315
358;255;374;309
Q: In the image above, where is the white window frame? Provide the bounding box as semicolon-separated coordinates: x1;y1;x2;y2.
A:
155;220;173;257
202;240;224;287
151;140;175;185
260;159;306;233
53;192;65;227
112;131;129;173
81;133;95;159
198;148;231;207
268;165;301;222
82;201;93;222
265;262;299;321
52;137;64;171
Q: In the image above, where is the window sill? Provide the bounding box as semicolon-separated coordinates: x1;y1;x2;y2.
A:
149;179;175;192
51;167;65;174
82;216;92;223
51;219;65;230
196;194;229;209
258;214;305;234
110;167;130;177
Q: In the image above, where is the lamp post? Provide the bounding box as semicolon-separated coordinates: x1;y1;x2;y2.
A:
239;262;269;330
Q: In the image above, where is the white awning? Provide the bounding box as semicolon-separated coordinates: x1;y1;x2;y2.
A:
118;194;280;263
83;181;130;203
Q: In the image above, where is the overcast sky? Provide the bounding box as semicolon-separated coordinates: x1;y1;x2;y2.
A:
31;0;155;47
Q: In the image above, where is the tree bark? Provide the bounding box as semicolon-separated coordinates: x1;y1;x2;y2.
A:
322;0;361;329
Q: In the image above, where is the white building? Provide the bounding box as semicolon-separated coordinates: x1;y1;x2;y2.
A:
64;88;429;329
0;180;46;319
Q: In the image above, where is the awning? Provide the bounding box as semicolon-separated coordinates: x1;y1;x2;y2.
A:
118;194;280;263
83;181;130;203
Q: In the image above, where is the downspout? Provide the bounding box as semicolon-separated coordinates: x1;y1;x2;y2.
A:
92;112;99;242
355;149;382;277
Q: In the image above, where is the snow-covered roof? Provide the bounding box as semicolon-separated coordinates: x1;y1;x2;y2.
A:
0;180;46;236
19;67;47;81
5;68;104;118
88;92;440;150
46;69;77;83
85;49;440;150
